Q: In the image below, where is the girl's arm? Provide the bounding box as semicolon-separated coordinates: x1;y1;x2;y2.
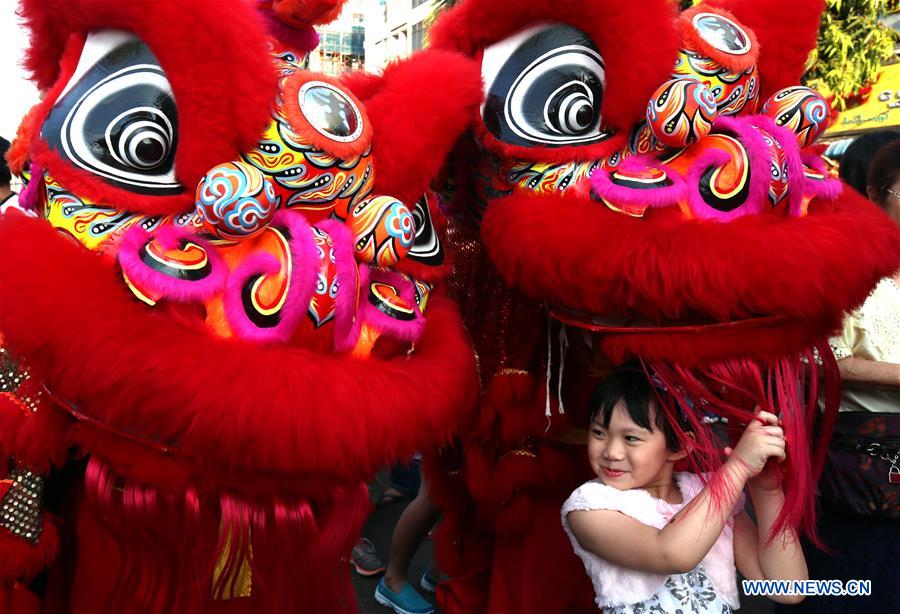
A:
733;471;808;604
568;412;784;575
568;460;750;574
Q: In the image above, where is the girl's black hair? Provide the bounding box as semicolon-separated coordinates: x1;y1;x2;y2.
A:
588;362;689;451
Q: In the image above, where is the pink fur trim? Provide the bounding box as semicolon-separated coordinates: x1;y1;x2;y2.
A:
319;219;364;352
118;225;227;302
259;16;320;53
18;162;44;212
590;156;687;209
223;210;318;343
800;152;842;201
361;268;426;344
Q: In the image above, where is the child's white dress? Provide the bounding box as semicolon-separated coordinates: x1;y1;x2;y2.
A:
561;472;743;613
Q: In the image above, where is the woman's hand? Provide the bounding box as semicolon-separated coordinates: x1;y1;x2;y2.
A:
724;410;786;484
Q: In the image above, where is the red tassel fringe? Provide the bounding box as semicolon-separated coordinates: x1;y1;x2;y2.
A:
646;346;840;545
81;456;369;612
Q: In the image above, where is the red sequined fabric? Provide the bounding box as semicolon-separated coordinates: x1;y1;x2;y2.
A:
445;219;545;386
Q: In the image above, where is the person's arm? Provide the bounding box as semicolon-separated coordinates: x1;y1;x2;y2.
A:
568;412;784;576
836;356;900;388
732;435;808;604
733;501;808;604
568;460;748;574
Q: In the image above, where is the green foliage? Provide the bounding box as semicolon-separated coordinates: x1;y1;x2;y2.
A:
805;0;899;110
426;0;459;31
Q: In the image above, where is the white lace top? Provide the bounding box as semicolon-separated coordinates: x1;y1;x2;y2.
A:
561;472;743;612
829;276;900;413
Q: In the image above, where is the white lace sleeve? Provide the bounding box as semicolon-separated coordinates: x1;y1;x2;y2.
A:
562;480;662;527
560;481;672;609
829;317;856;361
561;484;596;515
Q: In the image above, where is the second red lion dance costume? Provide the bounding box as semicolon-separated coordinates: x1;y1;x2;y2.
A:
398;0;900;612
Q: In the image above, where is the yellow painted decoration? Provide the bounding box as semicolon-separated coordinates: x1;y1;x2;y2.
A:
212;524;253;600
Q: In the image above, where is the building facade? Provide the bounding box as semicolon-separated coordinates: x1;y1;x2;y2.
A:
308;0;368;75
365;0;439;72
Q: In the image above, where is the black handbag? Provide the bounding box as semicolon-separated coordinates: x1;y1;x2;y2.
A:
819;411;900;518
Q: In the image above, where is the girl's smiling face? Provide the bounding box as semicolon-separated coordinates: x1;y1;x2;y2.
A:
588;400;683;492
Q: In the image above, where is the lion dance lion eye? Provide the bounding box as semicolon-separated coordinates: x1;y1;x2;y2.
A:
42;30;183;195
481;23;613;148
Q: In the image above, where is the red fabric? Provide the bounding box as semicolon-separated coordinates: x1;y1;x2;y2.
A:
434;496;597;614
270;0;346;27
55;481;364;613
0;516;59;583
479;189;900;361
20;0;278;215
598;317;829;367
0;395;71;475
343;50;484;208
488;497;596;614
0;583;42;614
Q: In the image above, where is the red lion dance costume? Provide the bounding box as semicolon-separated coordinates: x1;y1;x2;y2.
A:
392;0;900;612
0;0;484;611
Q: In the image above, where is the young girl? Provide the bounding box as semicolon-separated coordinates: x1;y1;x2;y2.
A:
562;365;808;612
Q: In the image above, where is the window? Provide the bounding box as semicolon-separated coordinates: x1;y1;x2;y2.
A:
412;21;425;51
350;26;365;56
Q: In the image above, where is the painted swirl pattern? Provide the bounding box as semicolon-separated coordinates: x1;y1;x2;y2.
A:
762;87;830;148
196;161;279;241
647;78;718;147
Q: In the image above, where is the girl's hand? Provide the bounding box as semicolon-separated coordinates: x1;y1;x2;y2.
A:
748;455;783;492
724;411;786;482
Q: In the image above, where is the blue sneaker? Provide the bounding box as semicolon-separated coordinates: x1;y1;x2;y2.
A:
374;578;434;614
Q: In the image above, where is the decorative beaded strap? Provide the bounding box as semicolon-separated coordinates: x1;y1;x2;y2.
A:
0;468;45;544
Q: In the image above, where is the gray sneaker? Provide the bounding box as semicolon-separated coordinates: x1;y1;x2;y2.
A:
419;566;439;593
350;538;385;577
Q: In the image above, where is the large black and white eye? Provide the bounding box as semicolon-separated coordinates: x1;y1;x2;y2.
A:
107;106;173;170
481;24;612;147
42;30;182;195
